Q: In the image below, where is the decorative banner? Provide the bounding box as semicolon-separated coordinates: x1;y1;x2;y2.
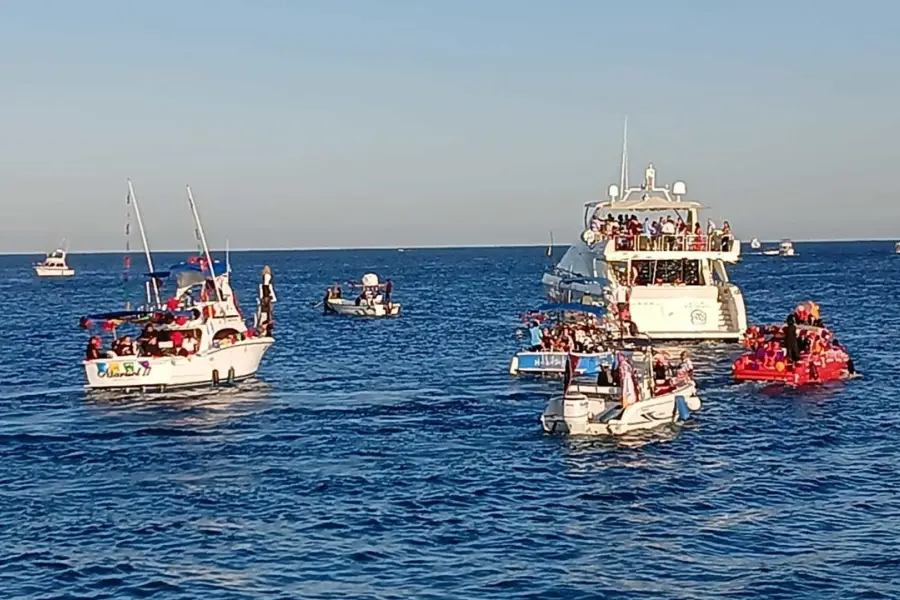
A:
96;360;152;378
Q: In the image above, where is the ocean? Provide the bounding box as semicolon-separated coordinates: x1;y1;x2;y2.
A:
0;241;897;599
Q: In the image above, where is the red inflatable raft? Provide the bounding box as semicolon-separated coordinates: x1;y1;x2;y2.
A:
733;323;853;385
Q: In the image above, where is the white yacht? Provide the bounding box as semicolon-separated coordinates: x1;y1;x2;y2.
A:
750;238;761;250
34;241;74;277
543;153;747;342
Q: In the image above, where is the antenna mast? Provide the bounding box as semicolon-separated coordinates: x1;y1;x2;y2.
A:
618;116;629;196
127;180;161;307
185;185;223;303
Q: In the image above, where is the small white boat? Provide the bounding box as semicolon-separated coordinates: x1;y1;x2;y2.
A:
762;239;795;257
34;241;74;277
540;347;701;436
750;238;761;249
894;241;899;254
323;273;400;317
80;182;274;392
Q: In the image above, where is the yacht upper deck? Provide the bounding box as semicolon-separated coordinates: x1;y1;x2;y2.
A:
581;162;740;262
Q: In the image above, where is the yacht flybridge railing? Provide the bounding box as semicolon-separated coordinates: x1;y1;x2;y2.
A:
586;232;737;253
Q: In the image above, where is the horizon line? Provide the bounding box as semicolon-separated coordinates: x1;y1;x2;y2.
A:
2;237;898;256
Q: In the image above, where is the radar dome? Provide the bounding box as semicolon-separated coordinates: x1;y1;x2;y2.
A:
672;181;687;196
608;184;619;200
361;273;379;286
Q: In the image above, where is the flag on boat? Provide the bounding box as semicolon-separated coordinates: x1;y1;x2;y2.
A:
617;352;639;407
563;353;580;391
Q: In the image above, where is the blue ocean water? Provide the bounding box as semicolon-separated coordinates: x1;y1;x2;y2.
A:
0;241;898;599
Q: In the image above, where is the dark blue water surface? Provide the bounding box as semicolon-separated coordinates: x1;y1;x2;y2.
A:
1;242;898;599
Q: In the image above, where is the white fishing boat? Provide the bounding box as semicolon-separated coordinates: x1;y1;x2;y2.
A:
542;121;747;341
750;238;761;250
540;346;701;436
34;241;75;277
80;182;274;392
323;274;400;317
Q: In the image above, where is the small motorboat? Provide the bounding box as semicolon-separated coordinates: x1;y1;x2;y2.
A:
894;241;900;254
733;303;854;386
540;343;701;436
764;239;795;256
323;273;400;317
750;237;761;250
34;241;74;277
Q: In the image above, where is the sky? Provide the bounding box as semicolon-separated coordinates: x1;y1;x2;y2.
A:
0;0;898;252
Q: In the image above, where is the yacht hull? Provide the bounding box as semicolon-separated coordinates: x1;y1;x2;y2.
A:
34;266;75;277
83;338;273;391
542;271;746;342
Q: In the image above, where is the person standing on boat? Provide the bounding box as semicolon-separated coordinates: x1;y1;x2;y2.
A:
783;315;801;363
613;285;629;320
255;266;276;335
527;321;543;351
677;350;694;379
384;279;393;305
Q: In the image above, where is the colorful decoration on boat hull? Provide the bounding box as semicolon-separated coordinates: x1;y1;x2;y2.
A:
95;360;152;378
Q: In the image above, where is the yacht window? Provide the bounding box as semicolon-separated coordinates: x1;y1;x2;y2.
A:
640;259;702;285
213;328;241;341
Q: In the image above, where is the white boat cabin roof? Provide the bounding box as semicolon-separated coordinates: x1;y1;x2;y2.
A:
591;197;704;212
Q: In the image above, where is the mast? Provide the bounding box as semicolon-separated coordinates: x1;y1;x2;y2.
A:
225;238;231;273
618;116;629;196
185;185;223;303
127;179;160;307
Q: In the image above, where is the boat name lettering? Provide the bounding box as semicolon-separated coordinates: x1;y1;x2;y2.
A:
535;354;565;369
96;361;152;378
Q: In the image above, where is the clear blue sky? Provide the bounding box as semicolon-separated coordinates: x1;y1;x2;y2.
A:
0;0;897;252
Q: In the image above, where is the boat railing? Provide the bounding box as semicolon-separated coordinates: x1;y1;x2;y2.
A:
588;231;737;253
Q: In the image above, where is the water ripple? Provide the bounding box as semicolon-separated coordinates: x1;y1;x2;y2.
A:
0;243;897;598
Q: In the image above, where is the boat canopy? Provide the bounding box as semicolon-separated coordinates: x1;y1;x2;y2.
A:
589;197;704;212
80;308;196;324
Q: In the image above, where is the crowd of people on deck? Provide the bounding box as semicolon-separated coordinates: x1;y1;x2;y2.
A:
84;324;203;360
740;301;854;373
593;349;694;395
522;314;610;353
588;212;733;252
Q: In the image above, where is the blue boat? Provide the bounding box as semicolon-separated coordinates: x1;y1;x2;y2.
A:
509;302;646;376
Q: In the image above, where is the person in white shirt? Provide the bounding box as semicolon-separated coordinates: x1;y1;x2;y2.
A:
661;218;676;250
677;350;694;379
613;285;629;317
181;334;197;355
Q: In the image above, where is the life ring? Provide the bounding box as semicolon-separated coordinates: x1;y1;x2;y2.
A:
581;230;596;245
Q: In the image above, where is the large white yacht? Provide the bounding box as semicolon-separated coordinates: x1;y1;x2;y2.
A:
542;147;747;342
